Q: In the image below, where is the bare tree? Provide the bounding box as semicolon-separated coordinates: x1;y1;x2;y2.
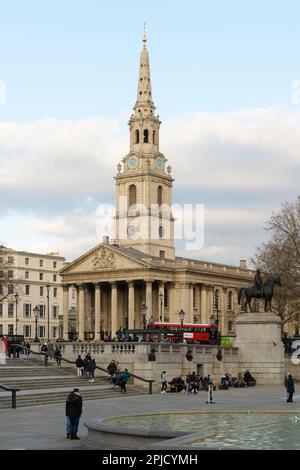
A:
252;196;300;328
0;246;23;303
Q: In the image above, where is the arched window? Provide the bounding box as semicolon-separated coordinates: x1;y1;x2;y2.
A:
143;129;149;143
228;291;233;311
128;184;136;208
153;130;156;144
135;129;139;144
157;186;163;206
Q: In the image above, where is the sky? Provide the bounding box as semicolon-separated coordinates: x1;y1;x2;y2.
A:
0;0;300;265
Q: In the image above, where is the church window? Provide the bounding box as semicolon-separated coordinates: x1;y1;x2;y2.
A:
159;225;165;239
157;185;163;206
135;129;139;144
153;130;156;144
144;129;149;143
128;184;137;208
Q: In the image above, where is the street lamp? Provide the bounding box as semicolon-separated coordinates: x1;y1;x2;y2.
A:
46;283;51;341
140;303;148;328
14;293;19;336
33;305;39;343
159;292;163;321
179;309;186;327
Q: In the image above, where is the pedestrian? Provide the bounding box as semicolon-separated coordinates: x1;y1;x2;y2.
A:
119;368;130;393
89;359;96;382
66;388;82;440
54;346;62;368
75;355;84;377
47;342;55;360
285;373;295;403
160;370;168;393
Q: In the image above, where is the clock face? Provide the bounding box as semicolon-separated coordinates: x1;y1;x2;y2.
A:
127;224;136;238
128;155;139;170
155;156;164;170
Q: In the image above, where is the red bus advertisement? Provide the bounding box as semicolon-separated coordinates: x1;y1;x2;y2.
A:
144;322;219;344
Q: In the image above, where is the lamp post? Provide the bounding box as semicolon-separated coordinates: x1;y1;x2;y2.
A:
140;303;148;328
46;283;51;341
33;305;39;343
179;309;186;328
159;292;163;321
215;291;220;328
14;293;19;336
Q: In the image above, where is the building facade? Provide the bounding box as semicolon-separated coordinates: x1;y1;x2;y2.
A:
60;33;257;341
0;246;73;340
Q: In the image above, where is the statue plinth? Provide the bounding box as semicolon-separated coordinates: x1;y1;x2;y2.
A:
234;311;284;384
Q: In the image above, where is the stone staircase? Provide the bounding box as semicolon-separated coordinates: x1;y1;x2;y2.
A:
0;358;148;409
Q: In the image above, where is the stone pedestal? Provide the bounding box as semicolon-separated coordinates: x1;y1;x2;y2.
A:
234;311;284;384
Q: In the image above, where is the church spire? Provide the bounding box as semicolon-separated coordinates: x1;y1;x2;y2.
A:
135;24;154;112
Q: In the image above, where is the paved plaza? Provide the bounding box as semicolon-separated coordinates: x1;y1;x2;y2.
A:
0;386;299;450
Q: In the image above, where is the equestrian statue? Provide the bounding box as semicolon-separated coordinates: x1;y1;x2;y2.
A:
238;269;281;313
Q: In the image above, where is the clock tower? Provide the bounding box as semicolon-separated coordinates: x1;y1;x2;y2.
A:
114;27;175;259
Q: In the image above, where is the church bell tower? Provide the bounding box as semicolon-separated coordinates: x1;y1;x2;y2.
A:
114;26;175;260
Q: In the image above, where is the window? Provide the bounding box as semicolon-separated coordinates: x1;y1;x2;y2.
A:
52;327;58;339
164;287;169;308
53;261;57;269
8;303;14;317
159;226;165;239
8;256;14;264
0;284;2;295
135;129;139;144
40;286;44;296
39;259;43;267
193;286;196;308
53;287;57;298
25;257;29;265
128;184;137;208
23;304;31;317
228;291;233;311
52;305;59;318
0;324;2;335
8;284;13;294
25;285;30;295
53;274;57;282
228;321;233;332
39;273;43;281
153;130;156;144
295;325;299;337
159;250;165;260
25;271;29;279
8;270;13;279
0;303;2;317
38;326;45;338
157;186;163;206
24;325;31;338
8;324;14;335
72;288;76;299
39;305;46;318
143;129;149;143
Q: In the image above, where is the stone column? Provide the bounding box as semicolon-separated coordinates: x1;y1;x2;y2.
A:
221;288;227;334
146;281;153;321
200;284;207;323
111;282;118;340
158;282;164;321
94;284;101;341
78;285;85;341
206;285;214;323
63;285;69;341
189;284;194;323
128;282;135;329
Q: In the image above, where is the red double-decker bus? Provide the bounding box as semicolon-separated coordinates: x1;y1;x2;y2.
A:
145;322;219;344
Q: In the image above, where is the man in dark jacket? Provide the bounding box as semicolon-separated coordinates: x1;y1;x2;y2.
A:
66;388;82;439
285;374;295;403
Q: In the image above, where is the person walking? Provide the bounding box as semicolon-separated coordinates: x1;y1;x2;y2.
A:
89;359;96;383
66;388;82;440
119;368;130;393
75;355;84;377
160;370;168;393
54;346;62;368
285;373;295;403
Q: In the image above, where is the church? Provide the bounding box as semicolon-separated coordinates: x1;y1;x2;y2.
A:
60;32;254;341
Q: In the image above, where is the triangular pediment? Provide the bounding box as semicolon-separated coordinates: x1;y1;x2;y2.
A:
60;243;150;275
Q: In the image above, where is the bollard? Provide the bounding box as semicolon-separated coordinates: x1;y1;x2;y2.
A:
12;390;17;409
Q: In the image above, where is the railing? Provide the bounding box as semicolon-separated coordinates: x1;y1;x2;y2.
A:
0;383;20;408
10;344;155;395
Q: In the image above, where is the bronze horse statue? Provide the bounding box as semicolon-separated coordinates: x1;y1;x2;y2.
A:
238;276;281;313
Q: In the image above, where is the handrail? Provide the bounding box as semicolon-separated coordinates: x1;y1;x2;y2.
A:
10;344;155;394
0;383;20;409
